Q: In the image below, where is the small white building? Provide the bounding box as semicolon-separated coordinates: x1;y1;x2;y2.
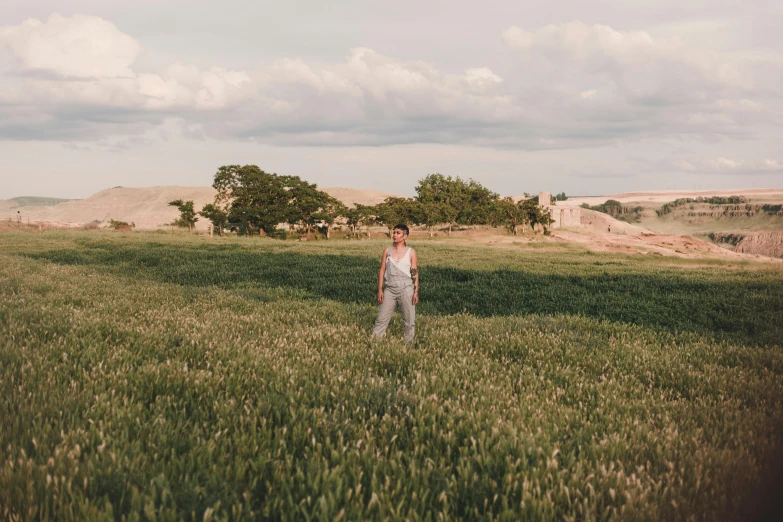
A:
539;191;582;229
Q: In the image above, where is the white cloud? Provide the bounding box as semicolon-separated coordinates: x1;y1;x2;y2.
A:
501;21;748;100
0;14;141;78
463;67;503;88
668;156;783;175
674;160;697;171
503;22;657;59
0;14;780;155
0;16;512;144
499;20;783;149
761;159;783;171
138;64;250;109
710;157;741;169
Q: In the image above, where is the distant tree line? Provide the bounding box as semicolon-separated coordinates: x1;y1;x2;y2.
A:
581;200;644;223
168;165;561;237
657;196;747;216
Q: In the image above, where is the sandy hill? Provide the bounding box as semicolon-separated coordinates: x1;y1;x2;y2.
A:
0;196;77;210
0;186;398;230
554;188;783;206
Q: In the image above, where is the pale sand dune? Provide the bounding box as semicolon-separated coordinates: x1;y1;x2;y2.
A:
0;186;399;230
0;187;217;230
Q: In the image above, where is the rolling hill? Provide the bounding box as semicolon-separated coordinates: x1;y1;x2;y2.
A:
0;186;397;230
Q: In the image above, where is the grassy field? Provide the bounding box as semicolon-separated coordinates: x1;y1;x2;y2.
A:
1;231;782;521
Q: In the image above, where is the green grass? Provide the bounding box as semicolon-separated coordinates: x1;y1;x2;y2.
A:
1;231;782;521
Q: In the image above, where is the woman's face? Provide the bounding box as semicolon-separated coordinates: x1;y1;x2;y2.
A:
392;228;408;243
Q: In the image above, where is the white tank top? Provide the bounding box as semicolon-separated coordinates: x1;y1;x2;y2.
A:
385;247;412;283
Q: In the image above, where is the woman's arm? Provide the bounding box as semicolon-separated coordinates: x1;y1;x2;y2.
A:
377;248;387;303
410;249;419;305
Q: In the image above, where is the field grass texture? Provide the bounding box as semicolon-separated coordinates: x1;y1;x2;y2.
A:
1;232;782;521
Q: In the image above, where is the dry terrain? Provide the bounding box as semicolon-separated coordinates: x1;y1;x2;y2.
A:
0;186;396;231
2;185;782;260
560;188;783;206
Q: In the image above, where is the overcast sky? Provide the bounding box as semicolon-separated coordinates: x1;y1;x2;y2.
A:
1;0;781;199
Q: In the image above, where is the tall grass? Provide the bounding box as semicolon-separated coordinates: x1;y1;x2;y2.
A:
1;231;782;521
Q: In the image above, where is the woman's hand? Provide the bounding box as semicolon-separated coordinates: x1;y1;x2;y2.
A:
412;291;419;306
377;290;384;304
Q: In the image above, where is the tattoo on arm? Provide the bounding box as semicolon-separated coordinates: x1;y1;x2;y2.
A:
411;267;418;289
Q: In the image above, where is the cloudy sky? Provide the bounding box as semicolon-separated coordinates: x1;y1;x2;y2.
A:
1;0;781;199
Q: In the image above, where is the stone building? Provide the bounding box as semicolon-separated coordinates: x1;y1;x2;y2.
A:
538;191;582;229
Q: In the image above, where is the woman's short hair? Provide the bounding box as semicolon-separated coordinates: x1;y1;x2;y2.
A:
393;224;410;235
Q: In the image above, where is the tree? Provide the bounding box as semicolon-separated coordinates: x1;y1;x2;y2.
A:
285;177;342;236
312;199;346;239
211;165;307;235
519;198;552;234
344;204;376;238
108;219;135;229
555;192;568;201
415;174;464;236
168;199;198;231
414;174;497;235
593;199;623;218
374;197;417;236
493;197;528;235
461;179;499;225
411;201;445;238
199;203;229;235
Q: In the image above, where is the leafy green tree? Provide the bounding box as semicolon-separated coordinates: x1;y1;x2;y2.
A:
312;199;346;239
519;198;552;234
414;174;497;235
199;203;229;235
343;206;362;238
211;165;324;235
461;180;499;225
168;199;198;231
107;219;135;229
587;199;643;223
344;204;376;238
494;197;529;235
555;192;568;201
374;197;417;236
411;201;445;238
285;177;342;235
597;199;623;218
415;174;465;236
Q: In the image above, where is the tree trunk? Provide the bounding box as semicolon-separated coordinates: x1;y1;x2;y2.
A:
513;224;518;236
448;223;452;236
326;224;330;239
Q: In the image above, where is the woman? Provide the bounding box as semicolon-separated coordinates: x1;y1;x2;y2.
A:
371;224;419;344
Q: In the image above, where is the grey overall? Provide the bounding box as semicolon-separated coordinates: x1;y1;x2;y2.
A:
372;247;415;343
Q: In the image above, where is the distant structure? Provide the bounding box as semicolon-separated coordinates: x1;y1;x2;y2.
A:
538;191;582;229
